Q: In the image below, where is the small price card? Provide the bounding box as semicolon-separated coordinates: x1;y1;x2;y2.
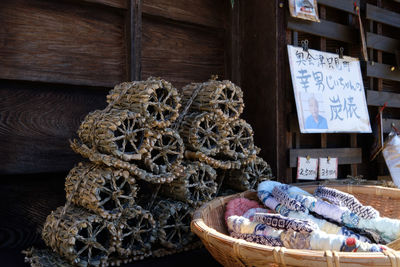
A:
319;157;338;179
297;157;318;180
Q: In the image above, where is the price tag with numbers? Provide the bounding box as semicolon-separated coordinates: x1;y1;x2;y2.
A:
297;157;318;180
319;157;338;179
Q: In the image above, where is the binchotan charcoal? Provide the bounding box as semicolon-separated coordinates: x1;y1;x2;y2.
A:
160;161;217;207
106;77;181;128
65;162;137;220
223;156;274;191
77;109;152;163
181;79;244;121
151;199;195;251
179;112;228;156
42;205;119;267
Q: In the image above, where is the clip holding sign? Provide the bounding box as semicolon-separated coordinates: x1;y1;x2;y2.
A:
301;39;309;52
327;156;331;163
306;155;311;162
336;47;344;59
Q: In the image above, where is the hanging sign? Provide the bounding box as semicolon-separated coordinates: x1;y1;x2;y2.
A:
297;157;318;180
382;133;400;188
289;0;320;22
319;157;338;179
288;45;371;133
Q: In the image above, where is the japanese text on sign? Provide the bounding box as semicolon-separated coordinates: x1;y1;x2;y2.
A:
319;158;338;179
288;45;371;133
297;157;318;180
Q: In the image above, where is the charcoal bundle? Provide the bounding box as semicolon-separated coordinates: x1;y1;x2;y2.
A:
42;206;118;267
106;78;181;128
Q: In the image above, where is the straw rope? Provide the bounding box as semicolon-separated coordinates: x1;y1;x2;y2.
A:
58;86;131;239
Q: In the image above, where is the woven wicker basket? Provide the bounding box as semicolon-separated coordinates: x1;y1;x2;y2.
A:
191;185;400;267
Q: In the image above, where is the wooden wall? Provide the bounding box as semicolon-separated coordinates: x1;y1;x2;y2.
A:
0;0;229;250
0;0;227;175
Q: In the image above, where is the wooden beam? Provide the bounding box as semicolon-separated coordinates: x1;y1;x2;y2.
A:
128;0;142;81
367;62;400;82
287;17;357;44
318;0;358;14
367;90;400;108
367;32;400;54
289;148;362;167
82;0;127;9
0;0;127;87
366;4;400;28
142;0;224;29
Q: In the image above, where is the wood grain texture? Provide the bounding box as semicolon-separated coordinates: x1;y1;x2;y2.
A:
142;0;224;29
367;32;400;54
0;0;126;87
367;62;400;82
367;89;400;108
82;0;127;9
0;174;65;249
287;17;358;44
318;0;358;15
366;3;400;28
0;81;108;174
141;16;225;89
289;148;362;167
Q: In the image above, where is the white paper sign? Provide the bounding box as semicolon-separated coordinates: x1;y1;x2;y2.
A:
319;158;338;179
288;45;371;133
297;157;318;180
382;134;400;188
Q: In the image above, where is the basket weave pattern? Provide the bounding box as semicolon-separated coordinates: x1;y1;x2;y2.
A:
191;185;400;267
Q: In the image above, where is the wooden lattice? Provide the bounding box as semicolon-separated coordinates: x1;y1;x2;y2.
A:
70;140;175;184
65;162;137;220
143;128;184;176
42;206;118;267
182;79;244;121
151;199;195;251
179;112;227;156
160;162;217;207
223;156;274;191
114;206;157;259
220;118;256;160
106;77;181;128
78;109;150;162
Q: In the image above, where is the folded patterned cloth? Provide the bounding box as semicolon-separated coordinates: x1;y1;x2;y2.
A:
258;181;400;243
227;215;387;252
258;181;372;243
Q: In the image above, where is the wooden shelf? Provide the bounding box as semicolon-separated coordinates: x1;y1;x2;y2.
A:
289;148;362;167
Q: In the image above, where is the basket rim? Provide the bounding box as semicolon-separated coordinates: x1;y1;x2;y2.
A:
191;184;400;264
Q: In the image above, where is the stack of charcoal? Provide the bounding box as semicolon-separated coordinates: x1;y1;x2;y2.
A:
28;77;273;267
178;79;274;195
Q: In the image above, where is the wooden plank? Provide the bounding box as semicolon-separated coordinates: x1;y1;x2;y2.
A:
0;82;108;174
383;118;400;133
0;0;126;87
367;90;400;108
318;0;358;14
141;17;225;89
287;17;358;44
142;0;224;29
82;0;127;9
128;0;142;80
289;148;362;167
0;175;65;248
367;32;400;54
367;62;400;82
366;4;400;28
